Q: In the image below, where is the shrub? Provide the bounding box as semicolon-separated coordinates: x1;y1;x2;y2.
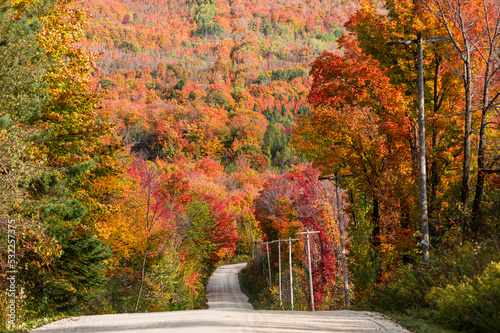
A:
428;261;500;332
360;263;434;313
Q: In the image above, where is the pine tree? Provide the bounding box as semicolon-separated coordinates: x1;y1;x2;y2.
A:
253;103;259;113
281;103;288;117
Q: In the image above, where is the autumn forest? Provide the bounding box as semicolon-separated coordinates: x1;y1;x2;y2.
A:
1;0;499;331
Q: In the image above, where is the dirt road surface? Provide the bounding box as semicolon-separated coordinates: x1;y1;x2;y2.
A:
32;263;410;333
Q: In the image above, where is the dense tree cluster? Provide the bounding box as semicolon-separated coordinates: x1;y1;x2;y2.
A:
294;0;500;326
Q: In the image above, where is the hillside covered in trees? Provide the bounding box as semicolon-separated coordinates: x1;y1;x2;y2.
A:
1;0;499;331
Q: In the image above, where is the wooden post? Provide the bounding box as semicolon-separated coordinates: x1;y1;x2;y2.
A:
288;237;294;311
248;219;254;259
296;230;320;311
388;35;449;262
286;237;299;311
335;177;350;309
278;240;282;306
306;231;314;311
266;242;272;286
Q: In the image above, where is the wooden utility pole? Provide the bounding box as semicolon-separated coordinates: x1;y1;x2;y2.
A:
247;219;254;259
388;34;449;262
270;238;288;307
263;241;272;286
296;230;320;311
287;237;299;310
335;177;350;310
319;174;353;310
278;240;282;306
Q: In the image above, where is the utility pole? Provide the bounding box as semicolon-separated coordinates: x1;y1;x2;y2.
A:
247;219;254;259
388;34;449;262
265;241;272;286
267;239;286;307
287;237;299;310
319;174;353;310
278;239;282;306
296;230;320;311
335;177;350;310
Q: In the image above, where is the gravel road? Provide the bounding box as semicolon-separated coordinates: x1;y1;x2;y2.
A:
32;263;410;333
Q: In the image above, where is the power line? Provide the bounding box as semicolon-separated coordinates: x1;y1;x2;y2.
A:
425;103;500;122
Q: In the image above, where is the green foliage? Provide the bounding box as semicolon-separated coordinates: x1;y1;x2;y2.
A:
261;123;303;170
99;78;114;89
357;237;500;331
347;194;380;296
0;0;53;123
40;233;111;313
0;1;123;329
314;29;344;43
191;4;222;36
120;40;141;55
0;126;44;216
263;125;289;155
270;67;306;82
481;188;500;235
383;311;457;333
239;261;310;311
428;261;500;332
147;245;205;311
362;264;431;312
238;263;268;307
273;145;298;170
185;200;217;274
206;90;233;111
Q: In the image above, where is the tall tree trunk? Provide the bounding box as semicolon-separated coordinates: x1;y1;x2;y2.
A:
135;186;152;312
461;57;472;226
371;199;382;282
430;129;439;215
471;62;492;235
371;199;381;250
135;239;150;312
429;55;442;219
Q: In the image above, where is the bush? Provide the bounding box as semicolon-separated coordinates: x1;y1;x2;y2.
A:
428;261;500;332
360;263;434;313
357;236;500;316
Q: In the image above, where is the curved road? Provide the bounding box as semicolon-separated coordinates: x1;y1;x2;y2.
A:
32;263;409;333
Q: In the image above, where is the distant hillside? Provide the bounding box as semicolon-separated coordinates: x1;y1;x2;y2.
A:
73;0;358;168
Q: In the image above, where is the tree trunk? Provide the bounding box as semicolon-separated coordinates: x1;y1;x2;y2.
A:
135;185;152;312
430;129;438;216
471;62;492;235
461;57;472;226
371;199;381;250
135;238;150;312
429;55;441;219
371;199;382;281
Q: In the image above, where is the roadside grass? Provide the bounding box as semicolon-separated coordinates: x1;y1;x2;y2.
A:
238;263;263;309
1;314;69;333
239;260;458;333
381;310;458;333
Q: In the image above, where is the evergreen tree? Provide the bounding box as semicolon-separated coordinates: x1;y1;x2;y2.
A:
253;103;259;113
281;103;288;117
272;105;280;122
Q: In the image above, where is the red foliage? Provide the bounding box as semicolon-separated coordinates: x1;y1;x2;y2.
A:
254;163;341;308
